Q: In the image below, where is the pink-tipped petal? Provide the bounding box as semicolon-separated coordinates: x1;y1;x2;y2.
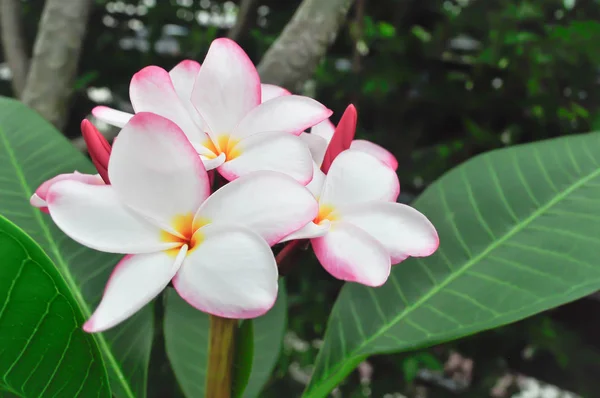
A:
91;106;133;128
195;171;318;246
169;60;201;101
299;132;328;166
322;105;357;173
84;247;187;333
109;113;210;233
279;220;330;242
312;221;391;287
130;65;205;144
233;95;332;139
311;119;336;143
173;224;278;319
218;132;313;184
350;139;398;171
47;181;176;253
191;38;260;141
340;201;439;263
81;120;112;183
320;149;400;207
32;172;104;205
261;83;291;103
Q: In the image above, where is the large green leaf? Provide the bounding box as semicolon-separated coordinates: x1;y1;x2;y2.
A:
0;97;153;398
164;280;287;398
304;132;600;397
0;215;110;397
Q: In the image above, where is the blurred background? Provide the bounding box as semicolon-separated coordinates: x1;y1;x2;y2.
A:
1;0;599;397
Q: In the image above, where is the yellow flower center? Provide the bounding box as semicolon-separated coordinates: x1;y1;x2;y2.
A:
161;213;210;256
203;134;241;161
314;204;338;225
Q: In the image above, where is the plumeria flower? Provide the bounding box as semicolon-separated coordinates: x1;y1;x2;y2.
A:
92;38;332;184
262;85;398;171
36;112;319;332
281;149;438;287
30;172;105;213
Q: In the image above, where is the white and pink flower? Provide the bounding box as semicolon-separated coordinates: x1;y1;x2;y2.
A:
93;38;332;184
37;112;318;332
281;149;438;287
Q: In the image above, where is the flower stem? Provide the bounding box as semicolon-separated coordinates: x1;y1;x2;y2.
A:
206;315;237;398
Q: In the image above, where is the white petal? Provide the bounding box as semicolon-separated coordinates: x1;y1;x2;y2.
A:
341;202;439;263
31;172;104;207
311;119;335;143
261;83;290;102
84;247;187;333
191;38;260;138
199;152;226;171
169;60;201;102
173;224;278;319
109;113;210;233
91;106;133;128
299;132;328;166
218;132;313;185
279;220;330;242
320;149;400;207
312;221;391;286
233;95;332;140
305;162;326;198
130;65;205;144
46;181;175;253
195;171;318;246
350;139;398;170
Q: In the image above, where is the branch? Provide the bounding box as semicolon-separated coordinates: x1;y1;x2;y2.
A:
257;0;355;91
227;0;258;42
0;0;29;97
21;0;93;130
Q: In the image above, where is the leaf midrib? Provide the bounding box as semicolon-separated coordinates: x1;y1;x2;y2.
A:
0;127;136;398
307;161;600;396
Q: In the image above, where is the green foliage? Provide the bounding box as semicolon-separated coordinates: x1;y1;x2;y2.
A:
233;320;254;398
0;215;110;398
0;97;152;398
164;281;287;398
305;131;600;396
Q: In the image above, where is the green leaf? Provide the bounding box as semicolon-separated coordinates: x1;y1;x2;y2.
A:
232;320;254;398
165;280;287;398
304;132;600;397
0;215;110;397
0;97;153;398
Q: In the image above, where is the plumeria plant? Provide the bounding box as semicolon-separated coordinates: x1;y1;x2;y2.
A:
2;37;600;398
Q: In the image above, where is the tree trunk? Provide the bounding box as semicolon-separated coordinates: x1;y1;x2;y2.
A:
257;0;355;91
0;0;29;97
21;0;93;130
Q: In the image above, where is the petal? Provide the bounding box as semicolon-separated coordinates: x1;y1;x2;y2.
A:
218;132;313;185
311;118;335;143
312;221;391;286
305;162;326;198
261;83;290;102
233;95;332;139
173;224;278;319
350;139;398;171
279;220;330;242
320;149;400;207
200;152;226;171
340;201;439;263
91;106;133;128
195;171;318;246
31;171;104;206
322;104;357;173
84;247;186;333
109;113;210;232
130;65;205;144
191;38;260;138
299;132;328;166
46;181;175;253
169;60;201;102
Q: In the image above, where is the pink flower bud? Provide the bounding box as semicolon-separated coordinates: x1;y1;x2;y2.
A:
321;104;357;173
81;119;111;183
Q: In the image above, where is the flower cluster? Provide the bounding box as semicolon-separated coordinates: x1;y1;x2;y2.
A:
30;38;438;333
